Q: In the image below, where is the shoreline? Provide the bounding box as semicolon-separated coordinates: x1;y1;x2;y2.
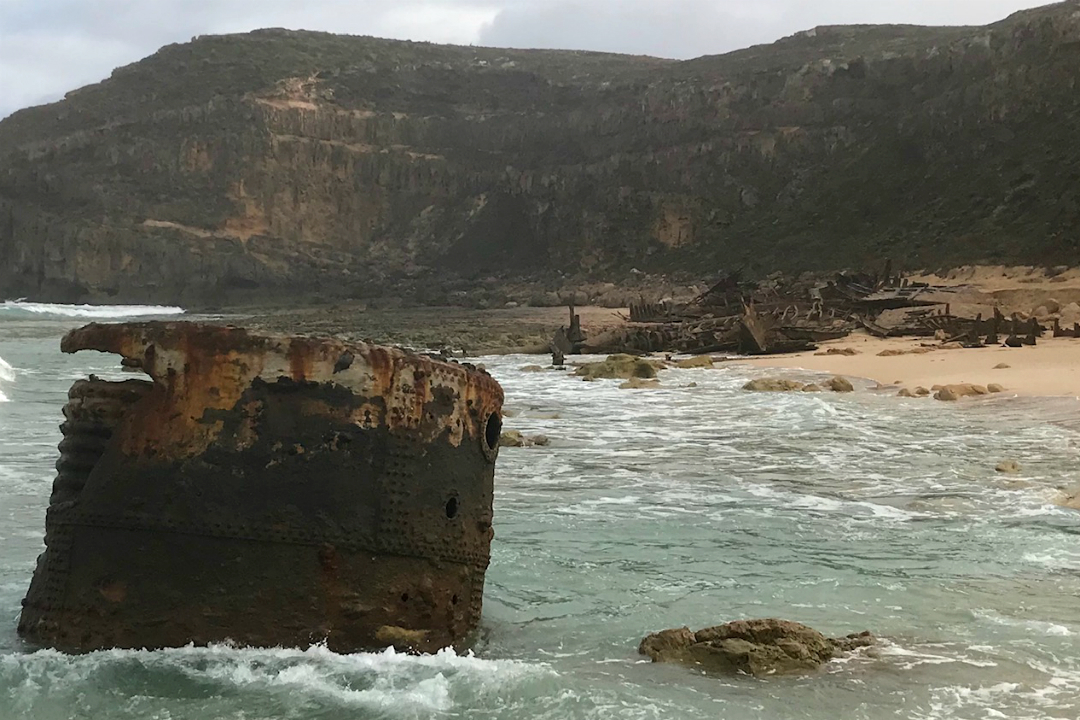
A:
740;333;1080;400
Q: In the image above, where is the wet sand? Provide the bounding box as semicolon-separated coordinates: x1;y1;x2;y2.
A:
742;333;1080;399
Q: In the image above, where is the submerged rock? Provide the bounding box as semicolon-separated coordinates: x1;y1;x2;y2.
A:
639;619;875;676
995;459;1022;474
620;377;661;389
1058;487;1080;510
575;354;659;380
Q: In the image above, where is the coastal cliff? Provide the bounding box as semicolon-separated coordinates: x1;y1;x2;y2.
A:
1;2;1079;304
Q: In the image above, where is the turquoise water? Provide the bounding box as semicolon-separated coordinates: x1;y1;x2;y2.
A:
2;307;1080;719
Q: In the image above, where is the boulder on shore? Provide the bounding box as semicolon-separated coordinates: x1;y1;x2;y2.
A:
639;619;875;676
934;384;989;401
575;354;659;380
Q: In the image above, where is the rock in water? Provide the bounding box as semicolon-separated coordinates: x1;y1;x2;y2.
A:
639;619;875;676
500;430;527;447
826;376;855;393
575;355;659;380
743;378;806;392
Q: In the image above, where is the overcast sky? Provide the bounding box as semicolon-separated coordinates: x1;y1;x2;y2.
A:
0;0;1056;120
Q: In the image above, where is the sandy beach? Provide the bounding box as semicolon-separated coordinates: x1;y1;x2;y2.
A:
742;333;1080;399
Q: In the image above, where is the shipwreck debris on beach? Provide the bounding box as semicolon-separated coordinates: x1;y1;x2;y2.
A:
549;262;1080;359
19;322;503;654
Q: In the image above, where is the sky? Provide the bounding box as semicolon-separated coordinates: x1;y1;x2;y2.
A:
0;0;1057;119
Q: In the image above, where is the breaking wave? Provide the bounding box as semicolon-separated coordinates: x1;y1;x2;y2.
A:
0;643;550;719
0;355;12;402
0;301;184;319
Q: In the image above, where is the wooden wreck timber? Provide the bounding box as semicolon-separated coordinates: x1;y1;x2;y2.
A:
19;322;504;654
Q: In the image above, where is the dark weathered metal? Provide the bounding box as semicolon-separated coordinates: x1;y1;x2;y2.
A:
19;322;503;654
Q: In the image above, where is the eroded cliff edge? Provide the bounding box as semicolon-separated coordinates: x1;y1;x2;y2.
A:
1;3;1079;304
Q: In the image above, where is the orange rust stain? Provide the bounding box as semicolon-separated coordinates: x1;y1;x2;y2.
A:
288;340;312;382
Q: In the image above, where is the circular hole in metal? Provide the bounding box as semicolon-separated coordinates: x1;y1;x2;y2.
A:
445;496;459;519
483;412;502;451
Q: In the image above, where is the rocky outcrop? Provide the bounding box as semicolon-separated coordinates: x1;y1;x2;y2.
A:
639;619;875;676
3;3;1080;304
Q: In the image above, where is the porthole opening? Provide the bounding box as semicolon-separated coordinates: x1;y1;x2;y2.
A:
483;412;502;452
445;497;459;519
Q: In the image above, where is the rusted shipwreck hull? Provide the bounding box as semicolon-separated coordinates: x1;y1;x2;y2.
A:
18;322;504;654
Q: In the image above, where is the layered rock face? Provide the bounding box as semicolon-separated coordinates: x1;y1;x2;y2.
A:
2;3;1079;304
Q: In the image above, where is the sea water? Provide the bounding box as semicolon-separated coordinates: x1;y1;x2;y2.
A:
2;307;1080;719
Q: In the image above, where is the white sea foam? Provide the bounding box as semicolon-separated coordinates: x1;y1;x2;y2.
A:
0;301;184;319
